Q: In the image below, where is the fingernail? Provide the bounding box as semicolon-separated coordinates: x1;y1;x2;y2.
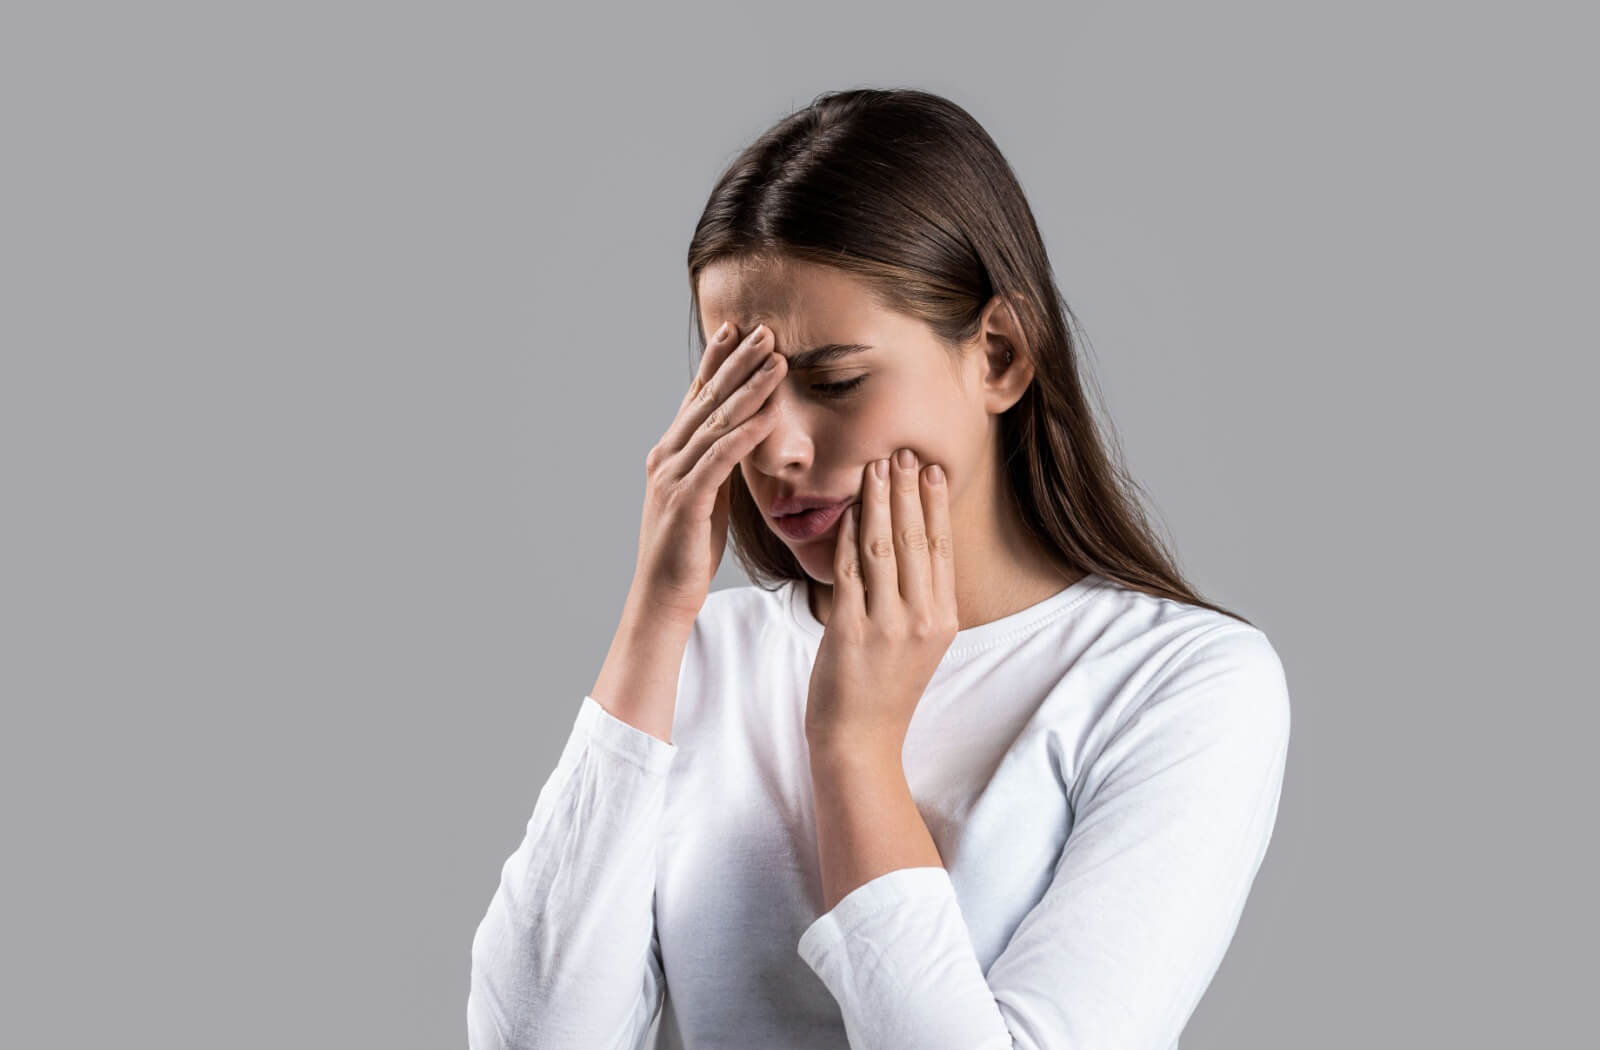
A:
749;324;765;345
714;321;731;342
895;448;915;469
875;458;889;479
928;464;943;483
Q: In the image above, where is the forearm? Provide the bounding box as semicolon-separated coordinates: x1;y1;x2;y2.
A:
806;736;944;914
590;589;695;745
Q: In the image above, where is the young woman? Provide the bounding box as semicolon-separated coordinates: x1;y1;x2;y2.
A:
469;88;1291;1050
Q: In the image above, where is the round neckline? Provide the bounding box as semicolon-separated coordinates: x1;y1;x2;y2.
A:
782;570;1106;666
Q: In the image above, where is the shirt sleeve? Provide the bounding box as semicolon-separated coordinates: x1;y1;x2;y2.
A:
795;624;1292;1050
468;695;678;1050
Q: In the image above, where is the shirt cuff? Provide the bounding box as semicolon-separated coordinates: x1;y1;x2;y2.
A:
797;867;1013;1049
796;865;957;974
575;694;677;775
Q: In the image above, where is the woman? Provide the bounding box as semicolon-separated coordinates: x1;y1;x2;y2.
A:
469;88;1291;1050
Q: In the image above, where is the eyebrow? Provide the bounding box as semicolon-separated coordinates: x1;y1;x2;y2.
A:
782;343;874;370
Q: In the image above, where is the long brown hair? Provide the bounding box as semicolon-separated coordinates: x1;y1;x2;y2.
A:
685;88;1251;627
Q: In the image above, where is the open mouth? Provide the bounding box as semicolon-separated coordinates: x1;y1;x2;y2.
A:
772;499;850;541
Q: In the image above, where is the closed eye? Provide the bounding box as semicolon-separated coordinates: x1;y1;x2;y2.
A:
813;376;866;398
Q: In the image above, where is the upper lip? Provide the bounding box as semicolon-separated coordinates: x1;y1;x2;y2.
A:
770;492;850;517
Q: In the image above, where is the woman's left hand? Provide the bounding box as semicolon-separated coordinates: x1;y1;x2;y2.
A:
805;448;959;757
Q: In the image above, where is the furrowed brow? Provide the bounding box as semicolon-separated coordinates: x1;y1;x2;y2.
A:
783;343;874;369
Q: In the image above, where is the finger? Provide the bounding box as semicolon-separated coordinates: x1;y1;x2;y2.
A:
689;321;741;400
673;338;786;480
676;321;764;433
663;323;772;453
921;462;955;615
832;501;865;618
890;449;933;617
859;457;899;616
677;388;783;501
666;329;787;480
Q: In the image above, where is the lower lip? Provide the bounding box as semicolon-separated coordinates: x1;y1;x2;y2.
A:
773;500;849;541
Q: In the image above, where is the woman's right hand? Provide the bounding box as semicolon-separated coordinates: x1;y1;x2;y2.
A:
630;321;787;626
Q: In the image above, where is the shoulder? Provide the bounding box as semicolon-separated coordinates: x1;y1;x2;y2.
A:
1068;610;1291;825
1147;621;1292;767
1084;583;1291;751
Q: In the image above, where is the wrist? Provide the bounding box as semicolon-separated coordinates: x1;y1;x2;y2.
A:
623;586;701;636
805;726;904;770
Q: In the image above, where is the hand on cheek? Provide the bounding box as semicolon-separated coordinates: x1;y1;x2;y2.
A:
804;449;958;756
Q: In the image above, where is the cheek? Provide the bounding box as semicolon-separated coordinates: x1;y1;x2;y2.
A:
885;410;971;484
870;400;958;458
777;384;968;475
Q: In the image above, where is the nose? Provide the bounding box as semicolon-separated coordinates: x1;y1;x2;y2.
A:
743;383;816;476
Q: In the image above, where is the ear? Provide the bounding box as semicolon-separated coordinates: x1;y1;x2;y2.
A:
975;294;1036;412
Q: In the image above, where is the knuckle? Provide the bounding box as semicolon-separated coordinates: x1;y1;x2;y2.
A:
842;557;864;582
898;526;928;551
931;533;954;558
869;536;895;558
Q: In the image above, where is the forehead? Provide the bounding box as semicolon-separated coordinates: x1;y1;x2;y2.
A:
697;257;797;319
696;257;881;340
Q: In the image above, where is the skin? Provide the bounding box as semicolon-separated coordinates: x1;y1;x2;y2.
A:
695;255;1085;634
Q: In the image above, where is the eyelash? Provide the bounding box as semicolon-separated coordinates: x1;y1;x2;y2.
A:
812;376;866;398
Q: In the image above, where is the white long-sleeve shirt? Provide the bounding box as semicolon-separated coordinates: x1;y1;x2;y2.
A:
468;571;1291;1049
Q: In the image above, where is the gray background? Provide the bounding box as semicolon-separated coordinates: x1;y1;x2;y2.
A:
3;1;1592;1047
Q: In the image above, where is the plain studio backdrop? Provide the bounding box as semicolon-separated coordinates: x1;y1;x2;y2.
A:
2;2;1592;1047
